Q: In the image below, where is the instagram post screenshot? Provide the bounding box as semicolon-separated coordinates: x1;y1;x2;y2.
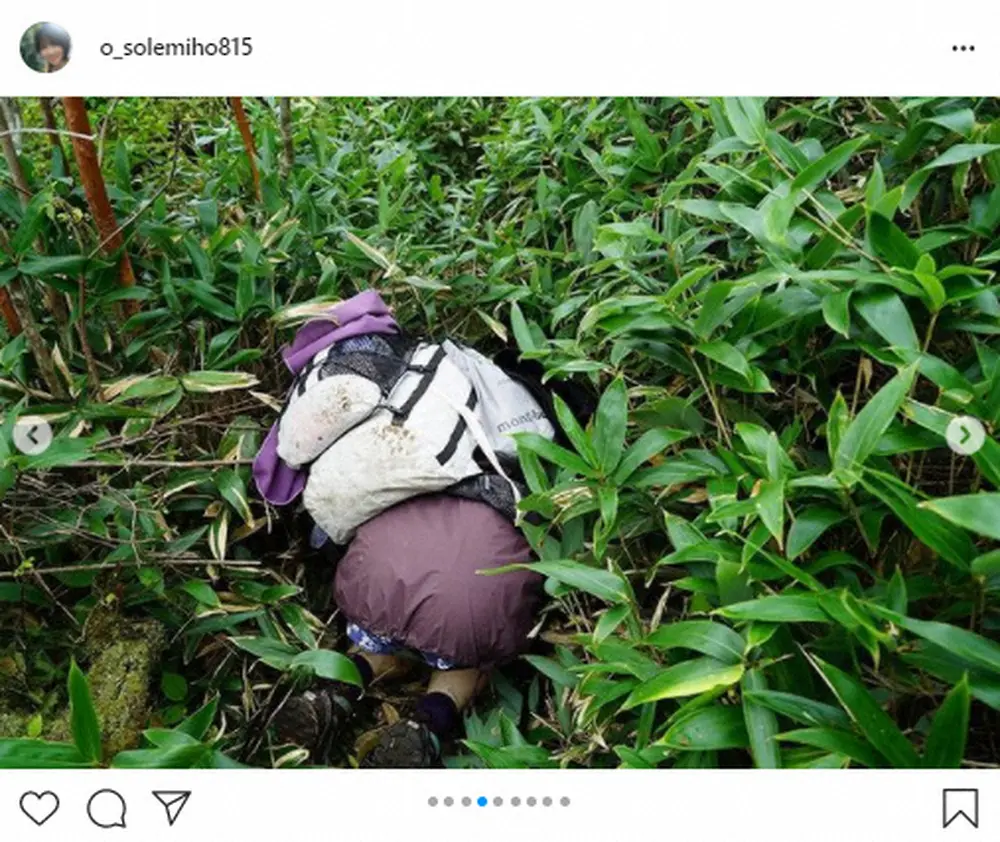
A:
0;0;999;838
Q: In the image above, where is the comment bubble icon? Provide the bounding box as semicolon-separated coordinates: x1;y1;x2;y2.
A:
87;789;127;829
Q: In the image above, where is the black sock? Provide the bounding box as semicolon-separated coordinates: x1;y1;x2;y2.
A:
415;692;460;737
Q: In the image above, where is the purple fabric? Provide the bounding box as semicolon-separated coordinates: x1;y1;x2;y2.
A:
334;495;540;668
253;290;399;505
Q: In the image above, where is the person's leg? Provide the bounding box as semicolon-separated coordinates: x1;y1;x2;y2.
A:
350;649;411;686
362;667;491;768
409;668;482;737
272;628;411;759
426;667;482;710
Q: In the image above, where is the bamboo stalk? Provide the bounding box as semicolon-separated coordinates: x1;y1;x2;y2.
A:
39;97;68;168
0;558;263;579
279;97;295;178
0;107;27;334
0;104;71;327
61;96;139;318
230;97;263;202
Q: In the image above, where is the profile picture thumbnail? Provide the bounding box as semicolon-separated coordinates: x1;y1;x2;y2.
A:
20;22;72;74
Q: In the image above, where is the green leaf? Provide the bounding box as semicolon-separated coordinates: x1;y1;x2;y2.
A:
179;370;258;393
593;604;631;644
723;98;767;146
874;609;1000;676
552;394;598;467
921;493;1000;540
855;291;919;351
215;469;253;524
696;340;751;381
612;428;689;484
659;704;749;751
742;668;781;768
834;364;917;473
112;744;210;768
717;594;829;624
923;143;1000;170
812;656;920;768
510;302;537;353
972;550;1000;577
514;433;595;477
523;654;579;690
868;214;921;270
0;739;91;768
289;650;363;687
161;672;188;702
68;660;102;764
790;137;868;196
19;254;90;277
182;580;221;608
777;728;883;768
754;479;785;549
176;696;219;741
645;620;745;665
821;290;852;338
923;676;970;768
886;567;908;615
573;200;599;262
926;109;975;137
742;690;852;730
624;657;744;707
860;473;975;569
593;377;629;473
517;559;631;604
787;507;846;560
230;636;298;670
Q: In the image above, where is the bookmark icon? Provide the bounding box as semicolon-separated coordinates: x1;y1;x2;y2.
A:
942;789;979;829
152;791;191;827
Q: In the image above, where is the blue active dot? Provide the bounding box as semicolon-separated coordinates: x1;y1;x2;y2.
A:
477;797;488;807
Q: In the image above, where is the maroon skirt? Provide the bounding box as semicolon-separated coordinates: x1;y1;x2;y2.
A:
333;494;541;668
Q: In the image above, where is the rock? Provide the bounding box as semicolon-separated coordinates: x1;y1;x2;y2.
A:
0;608;166;759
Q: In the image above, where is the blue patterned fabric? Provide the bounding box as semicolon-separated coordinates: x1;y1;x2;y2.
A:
346;622;457;671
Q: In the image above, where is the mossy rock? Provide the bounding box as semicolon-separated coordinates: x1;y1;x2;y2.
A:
0;609;166;757
80;609;167;757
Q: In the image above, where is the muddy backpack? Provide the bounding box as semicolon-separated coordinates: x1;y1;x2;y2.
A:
276;333;555;545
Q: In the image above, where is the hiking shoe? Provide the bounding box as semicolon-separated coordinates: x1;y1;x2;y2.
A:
361;719;441;768
272;685;356;762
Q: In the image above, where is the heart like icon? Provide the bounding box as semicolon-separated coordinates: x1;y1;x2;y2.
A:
20;791;60;826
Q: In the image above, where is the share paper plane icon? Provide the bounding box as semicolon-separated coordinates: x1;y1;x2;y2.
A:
153;791;191;826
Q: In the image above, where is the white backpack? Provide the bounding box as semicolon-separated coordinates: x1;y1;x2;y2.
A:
276;335;554;545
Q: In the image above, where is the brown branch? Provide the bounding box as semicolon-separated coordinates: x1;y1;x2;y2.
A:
230;97;262;203
4;276;67;398
38;97;68;168
0;287;19;336
62;97;139;319
279;97;295;178
0;104;69;333
0;558;262;579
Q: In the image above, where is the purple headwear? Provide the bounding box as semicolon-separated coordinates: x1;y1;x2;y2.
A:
252;290;399;505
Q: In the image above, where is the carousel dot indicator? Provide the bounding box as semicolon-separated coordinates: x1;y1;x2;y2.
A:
477;796;487;807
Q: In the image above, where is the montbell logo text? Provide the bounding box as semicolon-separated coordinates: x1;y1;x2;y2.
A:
496;409;547;434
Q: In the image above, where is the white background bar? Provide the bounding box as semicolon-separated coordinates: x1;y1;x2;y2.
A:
1;770;995;841
0;0;997;95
